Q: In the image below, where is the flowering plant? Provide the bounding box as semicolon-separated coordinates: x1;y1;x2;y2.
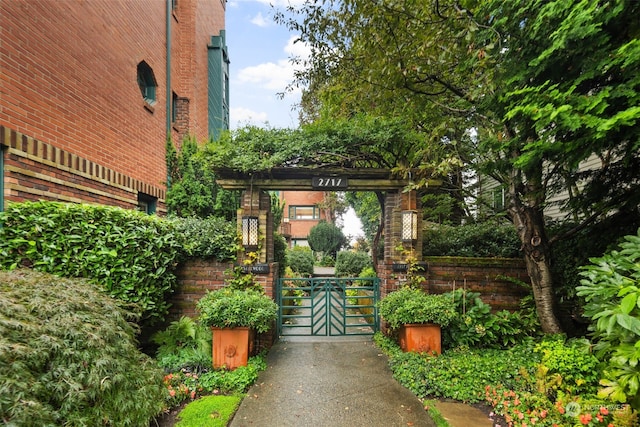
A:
163;371;202;408
485;385;637;427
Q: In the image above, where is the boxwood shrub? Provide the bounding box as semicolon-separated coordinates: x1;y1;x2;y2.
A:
285;247;315;276
0;269;166;425
334;250;372;277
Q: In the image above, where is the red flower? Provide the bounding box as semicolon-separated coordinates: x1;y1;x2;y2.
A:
580;414;592;425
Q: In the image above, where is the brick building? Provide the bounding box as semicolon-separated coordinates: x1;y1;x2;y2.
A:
278;191;332;247
0;0;229;214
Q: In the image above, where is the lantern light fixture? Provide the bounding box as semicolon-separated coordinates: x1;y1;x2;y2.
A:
242;215;259;250
401;210;418;243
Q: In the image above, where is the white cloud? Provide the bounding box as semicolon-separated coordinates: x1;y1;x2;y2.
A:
228;0;307;8
237;60;295;92
250;11;270;27
230;107;269;127
284;35;310;59
253;0;307;7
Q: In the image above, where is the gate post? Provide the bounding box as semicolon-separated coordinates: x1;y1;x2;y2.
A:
378;190;423;297
237;188;278;298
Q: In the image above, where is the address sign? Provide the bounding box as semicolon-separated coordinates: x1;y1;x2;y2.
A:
311;177;348;189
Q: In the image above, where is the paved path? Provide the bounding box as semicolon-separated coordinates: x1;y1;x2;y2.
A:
229;338;437;427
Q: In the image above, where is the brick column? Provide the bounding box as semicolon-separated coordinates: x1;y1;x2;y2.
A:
379;190;423;296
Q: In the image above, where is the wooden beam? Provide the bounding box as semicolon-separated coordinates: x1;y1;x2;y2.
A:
215;167;442;191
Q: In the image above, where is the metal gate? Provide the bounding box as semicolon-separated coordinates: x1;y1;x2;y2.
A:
277;277;380;337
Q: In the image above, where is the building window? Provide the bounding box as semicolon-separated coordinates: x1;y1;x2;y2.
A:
289;206;319;220
292;239;310;247
137;61;157;106
138;193;157;214
492;187;505;211
172;91;178;124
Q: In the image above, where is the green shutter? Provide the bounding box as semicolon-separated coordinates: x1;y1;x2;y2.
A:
208;30;230;140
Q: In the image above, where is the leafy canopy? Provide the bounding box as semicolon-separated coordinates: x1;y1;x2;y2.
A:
203;115;455;179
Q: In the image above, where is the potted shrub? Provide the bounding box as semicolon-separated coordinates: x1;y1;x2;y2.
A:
377;286;456;354
197;288;278;369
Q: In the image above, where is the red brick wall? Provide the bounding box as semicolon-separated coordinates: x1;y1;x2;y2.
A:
1;126;164;208
379;257;530;311
171;258;279;352
0;0;225;208
280;191;329;243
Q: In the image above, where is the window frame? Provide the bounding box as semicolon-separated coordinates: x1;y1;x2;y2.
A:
288;205;320;220
137;61;158;107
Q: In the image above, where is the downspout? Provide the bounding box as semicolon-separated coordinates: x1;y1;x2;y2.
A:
165;0;172;189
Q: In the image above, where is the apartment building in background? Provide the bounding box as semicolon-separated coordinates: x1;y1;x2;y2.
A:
278;191;333;248
0;0;229;214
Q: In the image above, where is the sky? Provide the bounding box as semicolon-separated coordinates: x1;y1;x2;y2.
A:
225;1;364;242
225;0;308;130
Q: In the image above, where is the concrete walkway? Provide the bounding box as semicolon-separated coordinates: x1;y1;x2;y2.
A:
229;337;437;427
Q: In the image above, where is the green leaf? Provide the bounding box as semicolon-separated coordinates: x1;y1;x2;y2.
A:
620;293;638;315
616;313;640;336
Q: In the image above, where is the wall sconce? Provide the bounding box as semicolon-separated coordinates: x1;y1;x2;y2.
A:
242;215;259;250
401;210;418;243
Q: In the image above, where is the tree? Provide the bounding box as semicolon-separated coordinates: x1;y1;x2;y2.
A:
277;0;640;333
308;220;347;258
166;136;239;220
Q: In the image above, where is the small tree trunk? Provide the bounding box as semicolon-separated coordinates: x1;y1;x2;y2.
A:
509;192;563;334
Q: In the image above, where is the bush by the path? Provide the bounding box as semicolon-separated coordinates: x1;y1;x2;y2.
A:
334;250;372;277
0;269;166;426
285;247;315;276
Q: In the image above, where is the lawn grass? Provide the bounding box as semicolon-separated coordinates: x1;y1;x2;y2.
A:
175;394;242;427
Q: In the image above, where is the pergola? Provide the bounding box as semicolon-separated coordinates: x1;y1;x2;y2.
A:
215;166;441;284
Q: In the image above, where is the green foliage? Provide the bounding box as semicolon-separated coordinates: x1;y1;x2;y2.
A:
359;266;377;278
159;354;267;410
285;247;315;276
422;400;450;427
0;270;165;426
345;192;382;247
171;216;238;261
174;395;242;427
222;266;264;293
197;355;267;395
531;337;600;397
577;229;640;409
152;316;212;372
422;222;521;258
196;289;278;333
485;385;636;427
334;250;372;277
273;232;287;276
374;333;536;403
549;213;640;334
443;290;540;349
308;220;347;257
377;287;457;329
0;201;181;324
485;335;635;426
204;116;448;174
166;136;239;220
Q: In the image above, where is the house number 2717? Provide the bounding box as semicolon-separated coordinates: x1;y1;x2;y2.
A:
311;177;348;189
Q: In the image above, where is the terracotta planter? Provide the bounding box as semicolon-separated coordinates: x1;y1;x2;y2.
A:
398;323;442;355
212;327;254;370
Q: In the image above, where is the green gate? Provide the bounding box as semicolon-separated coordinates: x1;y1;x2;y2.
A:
277;277;380;337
